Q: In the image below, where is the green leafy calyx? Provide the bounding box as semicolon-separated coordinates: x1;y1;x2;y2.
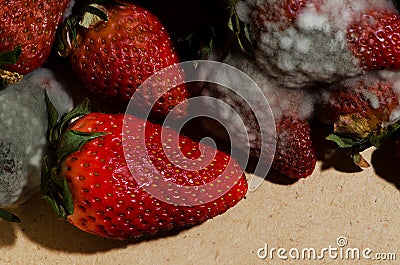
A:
0;46;22;65
0;208;21;223
327;118;400;168
42;93;105;219
0;46;23;90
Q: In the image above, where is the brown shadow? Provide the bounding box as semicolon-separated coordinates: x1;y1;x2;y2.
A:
0;216;18;247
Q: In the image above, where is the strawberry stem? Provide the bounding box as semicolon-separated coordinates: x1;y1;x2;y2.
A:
41;157;71;219
56;0;125;57
327;118;400;167
45;93;91;146
86;4;109;22
0;46;21;65
228;0;254;53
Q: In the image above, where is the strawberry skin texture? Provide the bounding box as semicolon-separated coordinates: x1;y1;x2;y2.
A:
347;10;400;71
272;116;316;179
60;113;247;239
69;3;189;117
0;0;70;74
253;0;309;31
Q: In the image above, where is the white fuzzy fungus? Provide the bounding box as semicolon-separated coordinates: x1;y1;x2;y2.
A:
0;68;73;207
236;0;397;88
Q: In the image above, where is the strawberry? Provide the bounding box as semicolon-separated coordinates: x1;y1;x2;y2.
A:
0;68;72;208
61;2;189;118
273;116;316;179
43;97;248;239
318;70;400;167
0;0;72;74
199;50;317;179
347;9;400;71
318;70;400;138
234;0;400;88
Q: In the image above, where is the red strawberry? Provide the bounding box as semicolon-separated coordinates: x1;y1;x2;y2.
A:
318;70;400;137
63;2;189;118
252;0;309;31
273;115;317;179
347;9;400;71
43;98;247;239
235;0;400;88
0;0;72;74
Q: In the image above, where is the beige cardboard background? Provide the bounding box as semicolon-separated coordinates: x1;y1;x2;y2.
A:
1;60;399;265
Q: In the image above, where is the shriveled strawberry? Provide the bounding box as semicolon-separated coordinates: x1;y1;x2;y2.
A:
62;2;189;118
318;70;400;138
234;0;400;88
0;0;72;74
318;70;400;167
199;50;317;179
273;116;316;179
43;98;247;239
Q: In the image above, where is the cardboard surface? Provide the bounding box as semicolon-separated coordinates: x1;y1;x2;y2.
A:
1;148;399;265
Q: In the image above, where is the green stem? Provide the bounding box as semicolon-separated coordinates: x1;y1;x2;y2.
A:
0;208;21;223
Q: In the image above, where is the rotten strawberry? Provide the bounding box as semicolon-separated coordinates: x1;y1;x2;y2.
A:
318;70;400;137
318;70;400;166
273;115;316;179
234;0;400;88
200;50;317;179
